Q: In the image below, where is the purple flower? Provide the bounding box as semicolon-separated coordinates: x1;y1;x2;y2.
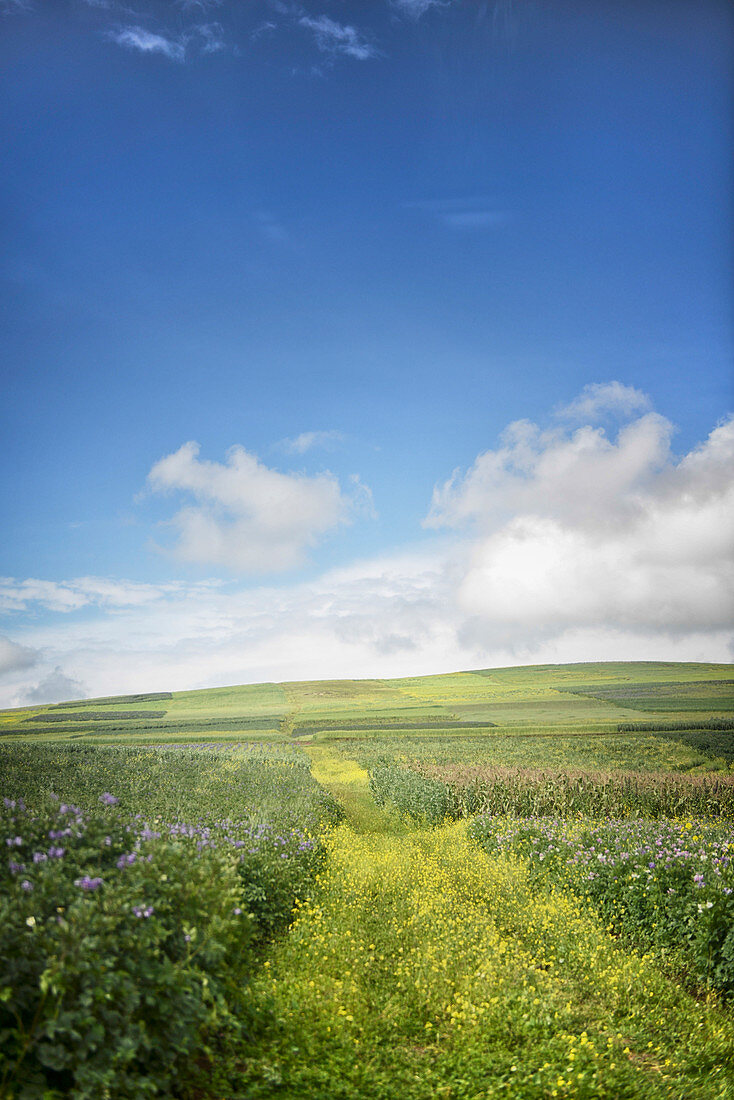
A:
74;875;103;891
6;837;23;848
116;852;137;869
132;905;154;918
32;852;47;863
21;880;33;892
99;793;119;806
48;846;65;859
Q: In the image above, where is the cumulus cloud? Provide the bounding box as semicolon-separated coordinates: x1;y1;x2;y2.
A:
281;430;345;454
2;534;730;709
427;390;734;646
146;441;370;573
1;388;731;707
0;635;38;679
24;667;86;706
298;15;377;61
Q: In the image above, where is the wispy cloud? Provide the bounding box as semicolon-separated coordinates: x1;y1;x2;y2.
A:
1;0;32;14
107;26;187;62
555;381;652;422
0;576;210;615
106;18;227;61
281;430;345;454
407;196;508;230
193;22;226;54
298;15;377;61
175;0;223;11
391;0;449;20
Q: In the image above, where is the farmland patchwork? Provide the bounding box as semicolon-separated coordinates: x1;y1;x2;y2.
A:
1;661;733;1097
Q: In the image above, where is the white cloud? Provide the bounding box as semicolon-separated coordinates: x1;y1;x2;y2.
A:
107;26;186;61
1;389;731;707
1;535;730;708
0;576;214;614
281;430;345;454
392;0;448;18
427;391;734;645
0;635;38;679
298;15;377;61
556;381;652;422
146;441;369;573
23;667;86;706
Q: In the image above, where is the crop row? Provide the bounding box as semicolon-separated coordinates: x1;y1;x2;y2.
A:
468;814;734;997
1;743;341;1097
369;762;734;823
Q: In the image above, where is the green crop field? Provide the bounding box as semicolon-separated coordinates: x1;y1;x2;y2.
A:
2;661;734;1098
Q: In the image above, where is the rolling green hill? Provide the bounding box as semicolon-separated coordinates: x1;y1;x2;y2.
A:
2;661;732;769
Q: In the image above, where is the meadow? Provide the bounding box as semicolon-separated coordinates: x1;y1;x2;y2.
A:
1;661;733;1098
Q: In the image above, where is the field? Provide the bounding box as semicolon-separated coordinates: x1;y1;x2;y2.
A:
1;661;734;1098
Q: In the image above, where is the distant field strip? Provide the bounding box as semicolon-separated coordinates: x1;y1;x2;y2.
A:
561;680;734;713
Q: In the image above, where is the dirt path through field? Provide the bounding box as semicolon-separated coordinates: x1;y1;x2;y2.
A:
303;743;406;834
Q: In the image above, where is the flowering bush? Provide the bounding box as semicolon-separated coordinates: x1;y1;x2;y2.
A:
0;784;329;1098
469;814;734;996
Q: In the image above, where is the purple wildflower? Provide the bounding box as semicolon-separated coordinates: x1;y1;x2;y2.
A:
74;875;103;891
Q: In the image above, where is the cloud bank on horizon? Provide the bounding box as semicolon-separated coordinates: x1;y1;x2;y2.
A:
1;383;731;706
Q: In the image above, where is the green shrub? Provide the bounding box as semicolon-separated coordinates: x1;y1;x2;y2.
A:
0;797;256;1098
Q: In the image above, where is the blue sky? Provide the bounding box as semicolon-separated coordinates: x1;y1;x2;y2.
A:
1;0;732;703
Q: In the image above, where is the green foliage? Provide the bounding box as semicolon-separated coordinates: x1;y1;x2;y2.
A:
0;744;342;1097
345;730;716;774
369;764;454;825
0;797;256;1098
369;762;734;821
0;743;341;834
468;815;734;997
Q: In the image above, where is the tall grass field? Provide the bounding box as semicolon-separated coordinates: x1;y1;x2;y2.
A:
1;661;733;1098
